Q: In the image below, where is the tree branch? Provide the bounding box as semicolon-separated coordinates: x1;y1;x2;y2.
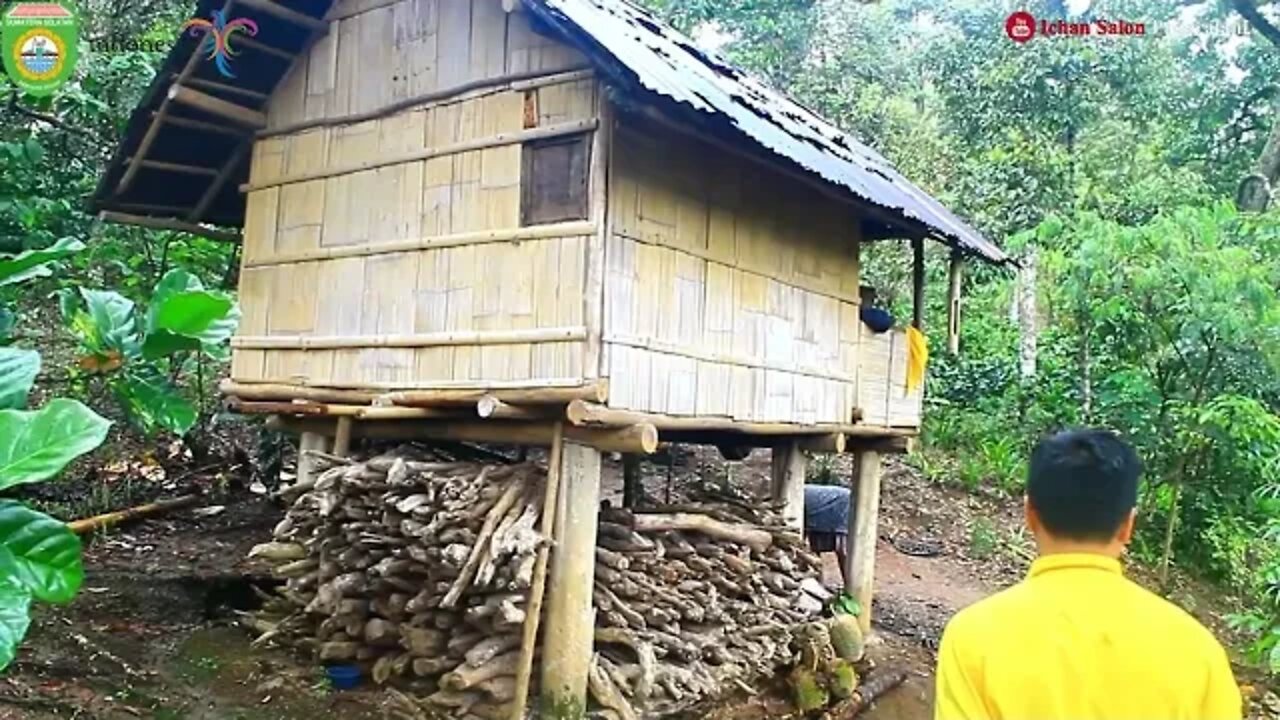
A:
6;94;98;139
1231;0;1280;48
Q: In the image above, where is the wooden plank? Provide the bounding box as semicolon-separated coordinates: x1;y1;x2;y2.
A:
167;85;267;128
124;158;218;177
771;440;806;531
947;251;963;354
540;441;603;715
98;211;239;243
847;449;883;635
237;0;328;31
233;326;587;349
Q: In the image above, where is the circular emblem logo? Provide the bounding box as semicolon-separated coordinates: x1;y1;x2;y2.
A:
1005;11;1036;43
13;28;63;80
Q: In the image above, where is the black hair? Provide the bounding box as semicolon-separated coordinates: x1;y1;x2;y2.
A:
1027;429;1143;542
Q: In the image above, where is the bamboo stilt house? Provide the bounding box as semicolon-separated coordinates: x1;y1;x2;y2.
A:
93;0;1009;713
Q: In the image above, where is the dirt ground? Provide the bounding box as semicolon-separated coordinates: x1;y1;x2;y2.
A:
0;443;1275;720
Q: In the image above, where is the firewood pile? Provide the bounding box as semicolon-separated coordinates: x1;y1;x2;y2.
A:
249;449;831;719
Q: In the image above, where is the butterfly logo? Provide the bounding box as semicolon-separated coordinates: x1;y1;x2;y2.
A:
180;10;259;79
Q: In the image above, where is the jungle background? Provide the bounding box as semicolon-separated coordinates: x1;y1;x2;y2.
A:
0;0;1278;715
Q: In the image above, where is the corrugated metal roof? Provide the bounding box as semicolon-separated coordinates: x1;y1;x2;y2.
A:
527;0;1009;264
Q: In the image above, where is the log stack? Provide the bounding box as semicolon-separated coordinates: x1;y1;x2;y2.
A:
251;450;828;718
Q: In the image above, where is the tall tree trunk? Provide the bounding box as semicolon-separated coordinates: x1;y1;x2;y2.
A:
1232;0;1280;211
1018;249;1039;380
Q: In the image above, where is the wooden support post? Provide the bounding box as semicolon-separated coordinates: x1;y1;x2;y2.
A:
509;423;565;720
770;440;807;532
332;417;353;456
621;454;641;508
540;442;602;719
911;236;925;330
846;450;883;636
947;251;963;354
296;431;330;486
98;211;241;243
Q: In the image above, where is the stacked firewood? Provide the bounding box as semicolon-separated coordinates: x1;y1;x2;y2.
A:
249;450;829;719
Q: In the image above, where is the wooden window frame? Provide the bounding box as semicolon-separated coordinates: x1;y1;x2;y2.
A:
520;133;592;226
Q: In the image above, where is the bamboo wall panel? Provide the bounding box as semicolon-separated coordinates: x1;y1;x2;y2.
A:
232;9;598;389
603;120;864;424
267;0;587;130
855;328;923;428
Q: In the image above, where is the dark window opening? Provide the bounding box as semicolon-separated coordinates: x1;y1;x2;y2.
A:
521;135;590;226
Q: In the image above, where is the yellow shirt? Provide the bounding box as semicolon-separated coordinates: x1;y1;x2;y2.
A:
935;553;1241;720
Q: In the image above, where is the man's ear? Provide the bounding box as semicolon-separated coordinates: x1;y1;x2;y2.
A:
1024;495;1039;535
1116;508;1137;545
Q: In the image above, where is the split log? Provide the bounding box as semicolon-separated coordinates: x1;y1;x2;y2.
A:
631;513;772;553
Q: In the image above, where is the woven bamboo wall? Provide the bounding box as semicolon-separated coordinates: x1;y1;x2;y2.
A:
603;121;867;424
230;0;601;390
857;327;924;427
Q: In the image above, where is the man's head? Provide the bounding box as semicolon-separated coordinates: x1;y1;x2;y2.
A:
1025;429;1143;554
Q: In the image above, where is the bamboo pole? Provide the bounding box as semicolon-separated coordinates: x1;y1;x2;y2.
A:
384;382;608;407
66;494;201;535
243;221;595;268
167;85;268;128
259;68;592;138
270;417;657;455
220;379;381;404
98;211;241;243
912;237;926;330
509;423;565;720
568;401;908;438
231;326;587;350
241;119;598;192
226;397;460;419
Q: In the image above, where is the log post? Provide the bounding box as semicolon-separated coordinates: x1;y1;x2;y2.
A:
296;432;330;486
332;417;354;457
947;251;963;354
770;440;807;532
845;449;883;636
621;454;641;508
539;442;602;718
911;236;925;330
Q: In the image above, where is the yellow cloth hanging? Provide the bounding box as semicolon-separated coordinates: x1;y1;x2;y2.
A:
906;326;928;394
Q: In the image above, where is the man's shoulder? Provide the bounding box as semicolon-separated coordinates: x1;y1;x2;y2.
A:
1120;575;1225;649
943;582;1031;639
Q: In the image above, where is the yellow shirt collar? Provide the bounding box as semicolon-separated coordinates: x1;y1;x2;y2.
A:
1028;553;1123;578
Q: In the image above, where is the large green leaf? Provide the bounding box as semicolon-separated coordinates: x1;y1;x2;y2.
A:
141;290;236;359
0;238;84;288
0;501;82;604
0;305;14;344
79;289;138;355
0;399;111;490
0;581;31;671
0;349;39;410
112;372;197;436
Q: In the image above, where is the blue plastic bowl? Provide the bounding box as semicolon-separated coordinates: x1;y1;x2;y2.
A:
326;664;362;690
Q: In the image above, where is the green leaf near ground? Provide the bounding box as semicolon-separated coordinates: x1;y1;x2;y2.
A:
0;238;84;288
0;349;39;410
0;399;111;489
0;306;14;344
112;372;197;436
78;289;138;356
0;501;83;604
143;290;236;356
0;581;32;671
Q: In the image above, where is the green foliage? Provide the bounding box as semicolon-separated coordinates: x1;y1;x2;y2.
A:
831;592;861;617
968;517;999;561
61;269;240;436
0;349;39;410
0;399;110;488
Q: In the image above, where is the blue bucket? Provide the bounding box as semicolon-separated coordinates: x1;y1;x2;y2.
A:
325;664;362;690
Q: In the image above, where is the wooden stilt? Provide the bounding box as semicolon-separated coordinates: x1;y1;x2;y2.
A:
846;450;883;635
296;432;327;486
621;454;641;508
539;442;602;719
771;440;807;532
332;417;354;456
509;423;565;720
947;251;964;354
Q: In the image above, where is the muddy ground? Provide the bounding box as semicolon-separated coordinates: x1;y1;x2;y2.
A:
0;444;1275;720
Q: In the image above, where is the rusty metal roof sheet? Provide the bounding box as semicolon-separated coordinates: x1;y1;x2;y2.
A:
527;0;1009;264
